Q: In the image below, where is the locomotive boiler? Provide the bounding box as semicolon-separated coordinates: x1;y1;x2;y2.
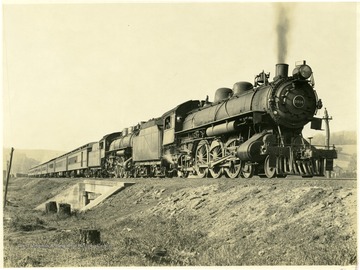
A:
105;126;139;178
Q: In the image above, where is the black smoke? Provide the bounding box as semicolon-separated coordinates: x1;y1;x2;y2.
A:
274;3;293;63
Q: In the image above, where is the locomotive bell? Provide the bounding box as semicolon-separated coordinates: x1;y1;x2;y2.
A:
274;63;289;80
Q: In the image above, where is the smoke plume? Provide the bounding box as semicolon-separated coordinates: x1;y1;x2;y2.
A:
274;3;293;63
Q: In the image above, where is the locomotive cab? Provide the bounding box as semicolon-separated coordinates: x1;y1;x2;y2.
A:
163;114;176;145
162;100;201;146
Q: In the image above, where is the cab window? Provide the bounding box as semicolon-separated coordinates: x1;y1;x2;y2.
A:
165;116;171;130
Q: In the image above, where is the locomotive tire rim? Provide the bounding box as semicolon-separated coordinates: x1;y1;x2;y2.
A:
264;156;276;178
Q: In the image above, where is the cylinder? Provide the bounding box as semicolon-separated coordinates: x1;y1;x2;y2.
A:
275;63;289;78
236;132;267;161
206;121;238;137
116;150;126;156
237;140;263;161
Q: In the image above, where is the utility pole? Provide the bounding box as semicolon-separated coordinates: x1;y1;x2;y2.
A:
4;147;14;209
323;108;332;178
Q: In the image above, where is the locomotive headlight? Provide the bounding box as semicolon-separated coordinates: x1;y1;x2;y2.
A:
299;65;312;79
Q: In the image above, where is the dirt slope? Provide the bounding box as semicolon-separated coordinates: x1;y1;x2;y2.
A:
3;176;357;267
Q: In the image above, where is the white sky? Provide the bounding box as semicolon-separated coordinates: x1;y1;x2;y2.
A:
2;2;358;151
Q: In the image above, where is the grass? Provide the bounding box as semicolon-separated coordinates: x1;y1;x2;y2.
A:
104;214;207;266
3;177;357;267
4;207;357;266
194;223;357;266
4;211;207;266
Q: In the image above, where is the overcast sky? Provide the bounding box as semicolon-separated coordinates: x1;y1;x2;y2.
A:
3;2;357;151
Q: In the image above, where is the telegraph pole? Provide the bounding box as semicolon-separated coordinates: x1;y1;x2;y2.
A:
323;108;332;178
4;147;14;209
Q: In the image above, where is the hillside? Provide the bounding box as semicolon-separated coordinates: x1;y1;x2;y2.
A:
3;176;357;267
3;149;66;174
311;130;357;146
335;145;357;170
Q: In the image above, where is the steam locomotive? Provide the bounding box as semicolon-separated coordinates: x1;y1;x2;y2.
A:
28;61;337;179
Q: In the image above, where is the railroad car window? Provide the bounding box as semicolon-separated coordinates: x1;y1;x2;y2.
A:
56;161;64;167
165;116;171;129
68;157;77;164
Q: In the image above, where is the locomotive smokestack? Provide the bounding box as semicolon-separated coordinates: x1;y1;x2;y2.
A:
275;63;289;79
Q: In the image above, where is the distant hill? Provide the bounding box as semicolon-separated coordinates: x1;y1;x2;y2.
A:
308;131;357;175
3;149;66;175
311;130;357;146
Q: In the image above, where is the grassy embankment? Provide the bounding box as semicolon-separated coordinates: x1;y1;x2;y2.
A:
3;176;357;267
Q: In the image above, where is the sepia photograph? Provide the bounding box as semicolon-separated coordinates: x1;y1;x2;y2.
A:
2;1;357;268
